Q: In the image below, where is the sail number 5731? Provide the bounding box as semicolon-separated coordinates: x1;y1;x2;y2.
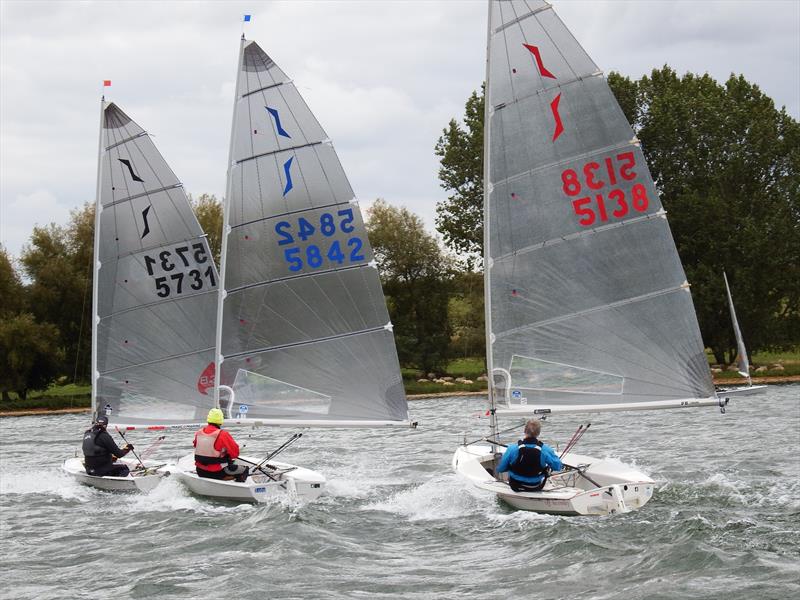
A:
561;152;651;227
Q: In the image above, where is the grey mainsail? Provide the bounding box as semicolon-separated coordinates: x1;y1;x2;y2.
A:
485;1;715;413
93;102;219;426
723;271;750;380
214;39;409;425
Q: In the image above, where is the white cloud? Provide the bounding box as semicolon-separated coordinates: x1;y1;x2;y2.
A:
0;189;71;256
1;0;797;260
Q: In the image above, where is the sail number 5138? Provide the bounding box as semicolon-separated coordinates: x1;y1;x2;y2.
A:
561;152;651;227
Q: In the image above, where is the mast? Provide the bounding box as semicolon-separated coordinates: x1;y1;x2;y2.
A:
483;1;498;448
90;95;106;419
214;35;246;408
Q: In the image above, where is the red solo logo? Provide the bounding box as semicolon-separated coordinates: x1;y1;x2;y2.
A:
197;362;215;395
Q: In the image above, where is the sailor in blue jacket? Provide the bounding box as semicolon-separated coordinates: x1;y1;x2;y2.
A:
497;419;563;492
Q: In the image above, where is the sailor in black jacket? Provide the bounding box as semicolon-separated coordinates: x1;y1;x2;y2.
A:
82;416;133;477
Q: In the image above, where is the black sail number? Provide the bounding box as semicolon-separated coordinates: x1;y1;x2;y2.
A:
142;243;216;298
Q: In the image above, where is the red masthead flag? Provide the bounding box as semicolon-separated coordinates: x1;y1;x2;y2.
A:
103;80;112;87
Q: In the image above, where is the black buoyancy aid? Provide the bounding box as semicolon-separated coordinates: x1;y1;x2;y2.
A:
513;437;548;478
82;427;107;457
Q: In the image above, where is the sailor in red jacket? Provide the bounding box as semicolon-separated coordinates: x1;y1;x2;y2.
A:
193;408;249;481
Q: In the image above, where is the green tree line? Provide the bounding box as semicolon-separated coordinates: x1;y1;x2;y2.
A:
2;66;797;400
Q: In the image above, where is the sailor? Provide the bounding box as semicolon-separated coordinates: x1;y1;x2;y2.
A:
82;415;134;477
496;419;563;492
193;408;249;482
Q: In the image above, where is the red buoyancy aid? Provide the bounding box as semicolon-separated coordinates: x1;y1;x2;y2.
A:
194;427;227;471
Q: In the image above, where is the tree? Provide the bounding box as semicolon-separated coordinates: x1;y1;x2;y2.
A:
191;193;223;266
448;271;485;359
0;313;63;401
435;69;799;361
20;204;94;381
366;199;453;373
0;247;24;317
434;86;485;269
607;67;800;362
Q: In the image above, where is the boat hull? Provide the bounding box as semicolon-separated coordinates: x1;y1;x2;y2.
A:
452;444;655;516
174;453;326;503
62;457;164;493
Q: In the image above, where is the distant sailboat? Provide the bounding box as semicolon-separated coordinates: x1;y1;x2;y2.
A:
63;99;220;491
716;271;767;396
453;0;741;515
173;36;412;502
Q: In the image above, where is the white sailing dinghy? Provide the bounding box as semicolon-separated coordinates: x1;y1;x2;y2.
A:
173;36;412;503
453;0;740;516
62;98;221;492
715;271;767;397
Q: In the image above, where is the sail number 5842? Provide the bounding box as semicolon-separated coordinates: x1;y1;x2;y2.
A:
561;152;650;227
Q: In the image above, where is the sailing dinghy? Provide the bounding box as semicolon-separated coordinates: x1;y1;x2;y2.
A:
453;0;739;516
62;98;221;492
715;271;767;397
172;36;412;503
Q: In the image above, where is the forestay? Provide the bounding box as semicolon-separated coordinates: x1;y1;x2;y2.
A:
485;1;716;413
93;102;219;427
215;39;409;426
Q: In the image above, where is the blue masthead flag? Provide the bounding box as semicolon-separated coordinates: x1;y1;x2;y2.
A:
243;14;251;22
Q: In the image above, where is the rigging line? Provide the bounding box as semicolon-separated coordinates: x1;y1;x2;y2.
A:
105;131;148;151
225;324;389;360
492;211;666;263
103;183;184;209
235;140;323;165
226;260;370;295
101;345;215;376
494;284;688;341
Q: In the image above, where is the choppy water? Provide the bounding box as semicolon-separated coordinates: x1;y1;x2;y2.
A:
1;385;798;600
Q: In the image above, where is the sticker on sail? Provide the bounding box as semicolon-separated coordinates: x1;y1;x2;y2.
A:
236;404;249;419
197;362;215;395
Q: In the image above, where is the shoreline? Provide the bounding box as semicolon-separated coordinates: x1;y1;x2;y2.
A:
1;375;797;417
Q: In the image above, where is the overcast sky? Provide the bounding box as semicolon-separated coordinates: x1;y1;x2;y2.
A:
1;0;798;260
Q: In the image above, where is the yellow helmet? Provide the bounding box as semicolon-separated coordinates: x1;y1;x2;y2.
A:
207;407;224;425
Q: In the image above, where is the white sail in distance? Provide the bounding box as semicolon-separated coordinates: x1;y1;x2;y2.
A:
214;38;409;426
723;271;751;380
485;1;716;414
93;102;219;427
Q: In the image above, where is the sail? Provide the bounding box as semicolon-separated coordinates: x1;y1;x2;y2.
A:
485;1;715;413
215;39;409;425
93;102;219;426
723;272;750;379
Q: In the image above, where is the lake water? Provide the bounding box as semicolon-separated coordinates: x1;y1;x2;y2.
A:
1;384;798;599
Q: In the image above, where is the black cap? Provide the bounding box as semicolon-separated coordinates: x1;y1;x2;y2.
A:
95;415;109;427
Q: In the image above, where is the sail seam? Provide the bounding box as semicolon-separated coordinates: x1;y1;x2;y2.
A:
492;4;550;34
101;346;215;376
230;199;357;230
105;131;148;151
111;233;210;262
103;183;184;209
241;81;286;98
224;324;388;360
226;261;370;294
99;288;217;320
492;210;666;263
236;140;324;165
491;137;635;188
494;284;687;340
492;72;603;113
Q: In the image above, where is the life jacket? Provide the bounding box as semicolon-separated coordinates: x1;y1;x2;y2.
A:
512;437;549;479
194;426;228;471
82;427;107;458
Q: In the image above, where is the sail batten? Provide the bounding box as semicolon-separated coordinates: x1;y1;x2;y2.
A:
485;0;715;411
236;140;325;165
